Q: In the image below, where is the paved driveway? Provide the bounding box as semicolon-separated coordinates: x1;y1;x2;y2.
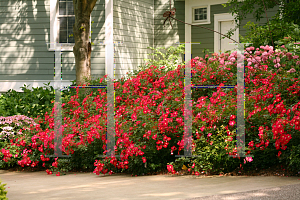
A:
0;170;300;200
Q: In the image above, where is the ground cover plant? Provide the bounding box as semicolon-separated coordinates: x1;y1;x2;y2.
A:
0;45;299;177
0;178;8;200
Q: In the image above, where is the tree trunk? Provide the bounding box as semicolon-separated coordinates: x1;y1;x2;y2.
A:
73;0;97;86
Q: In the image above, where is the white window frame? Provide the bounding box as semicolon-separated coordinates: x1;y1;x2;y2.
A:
49;0;91;51
192;6;210;24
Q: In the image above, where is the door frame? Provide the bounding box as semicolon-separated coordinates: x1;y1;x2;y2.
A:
214;13;239;54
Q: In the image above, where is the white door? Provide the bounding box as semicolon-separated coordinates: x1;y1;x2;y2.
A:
214;13;239;54
219;20;236;53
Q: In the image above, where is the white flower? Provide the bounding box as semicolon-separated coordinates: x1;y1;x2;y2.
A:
2;126;13;131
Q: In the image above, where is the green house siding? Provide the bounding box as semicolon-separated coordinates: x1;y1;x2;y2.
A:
190;4;221;59
154;0;185;48
0;0;53;81
113;0;154;80
0;0;106;86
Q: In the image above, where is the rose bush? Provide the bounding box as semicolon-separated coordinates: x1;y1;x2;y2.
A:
176;47;299;175
0;45;299;176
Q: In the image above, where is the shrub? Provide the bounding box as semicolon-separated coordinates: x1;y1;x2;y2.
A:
0;83;55;120
137;44;185;73
275;36;300;57
168;125;240;175
0;45;299;177
192;125;241;174
280;144;300;174
0;179;8;200
240;18;300;48
0;115;38;147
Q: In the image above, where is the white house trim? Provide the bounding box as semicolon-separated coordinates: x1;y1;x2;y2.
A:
0;80;73;93
214;13;239;53
192;5;210;25
49;0;59;51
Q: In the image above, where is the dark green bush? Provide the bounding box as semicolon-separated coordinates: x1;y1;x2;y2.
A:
280;144;300;174
0;82;55;120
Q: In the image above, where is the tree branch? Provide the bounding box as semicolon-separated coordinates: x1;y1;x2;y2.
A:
270;0;283;6
262;0;274;47
87;0;98;13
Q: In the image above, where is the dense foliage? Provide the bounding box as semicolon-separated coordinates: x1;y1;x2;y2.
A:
0;83;55;119
240;18;300;48
0;44;299;177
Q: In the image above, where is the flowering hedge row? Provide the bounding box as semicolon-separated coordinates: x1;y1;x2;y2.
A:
0;45;299;176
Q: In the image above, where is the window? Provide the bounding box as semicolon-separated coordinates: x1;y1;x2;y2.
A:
58;0;75;43
192;6;210;24
49;0;79;51
49;0;92;51
194;7;207;21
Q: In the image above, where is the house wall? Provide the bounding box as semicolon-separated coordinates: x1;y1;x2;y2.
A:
83;1;106;81
0;0;106;93
191;4;280;58
153;0;278;62
154;0;185;48
113;0;154;80
0;0;54;92
154;0;185;49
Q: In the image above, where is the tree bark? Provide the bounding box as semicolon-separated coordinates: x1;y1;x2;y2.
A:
73;0;98;86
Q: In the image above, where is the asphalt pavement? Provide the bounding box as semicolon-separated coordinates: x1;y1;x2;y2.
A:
0;170;300;200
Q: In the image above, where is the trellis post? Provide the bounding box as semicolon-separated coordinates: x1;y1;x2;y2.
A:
173;42;201;158
45;42;70;158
